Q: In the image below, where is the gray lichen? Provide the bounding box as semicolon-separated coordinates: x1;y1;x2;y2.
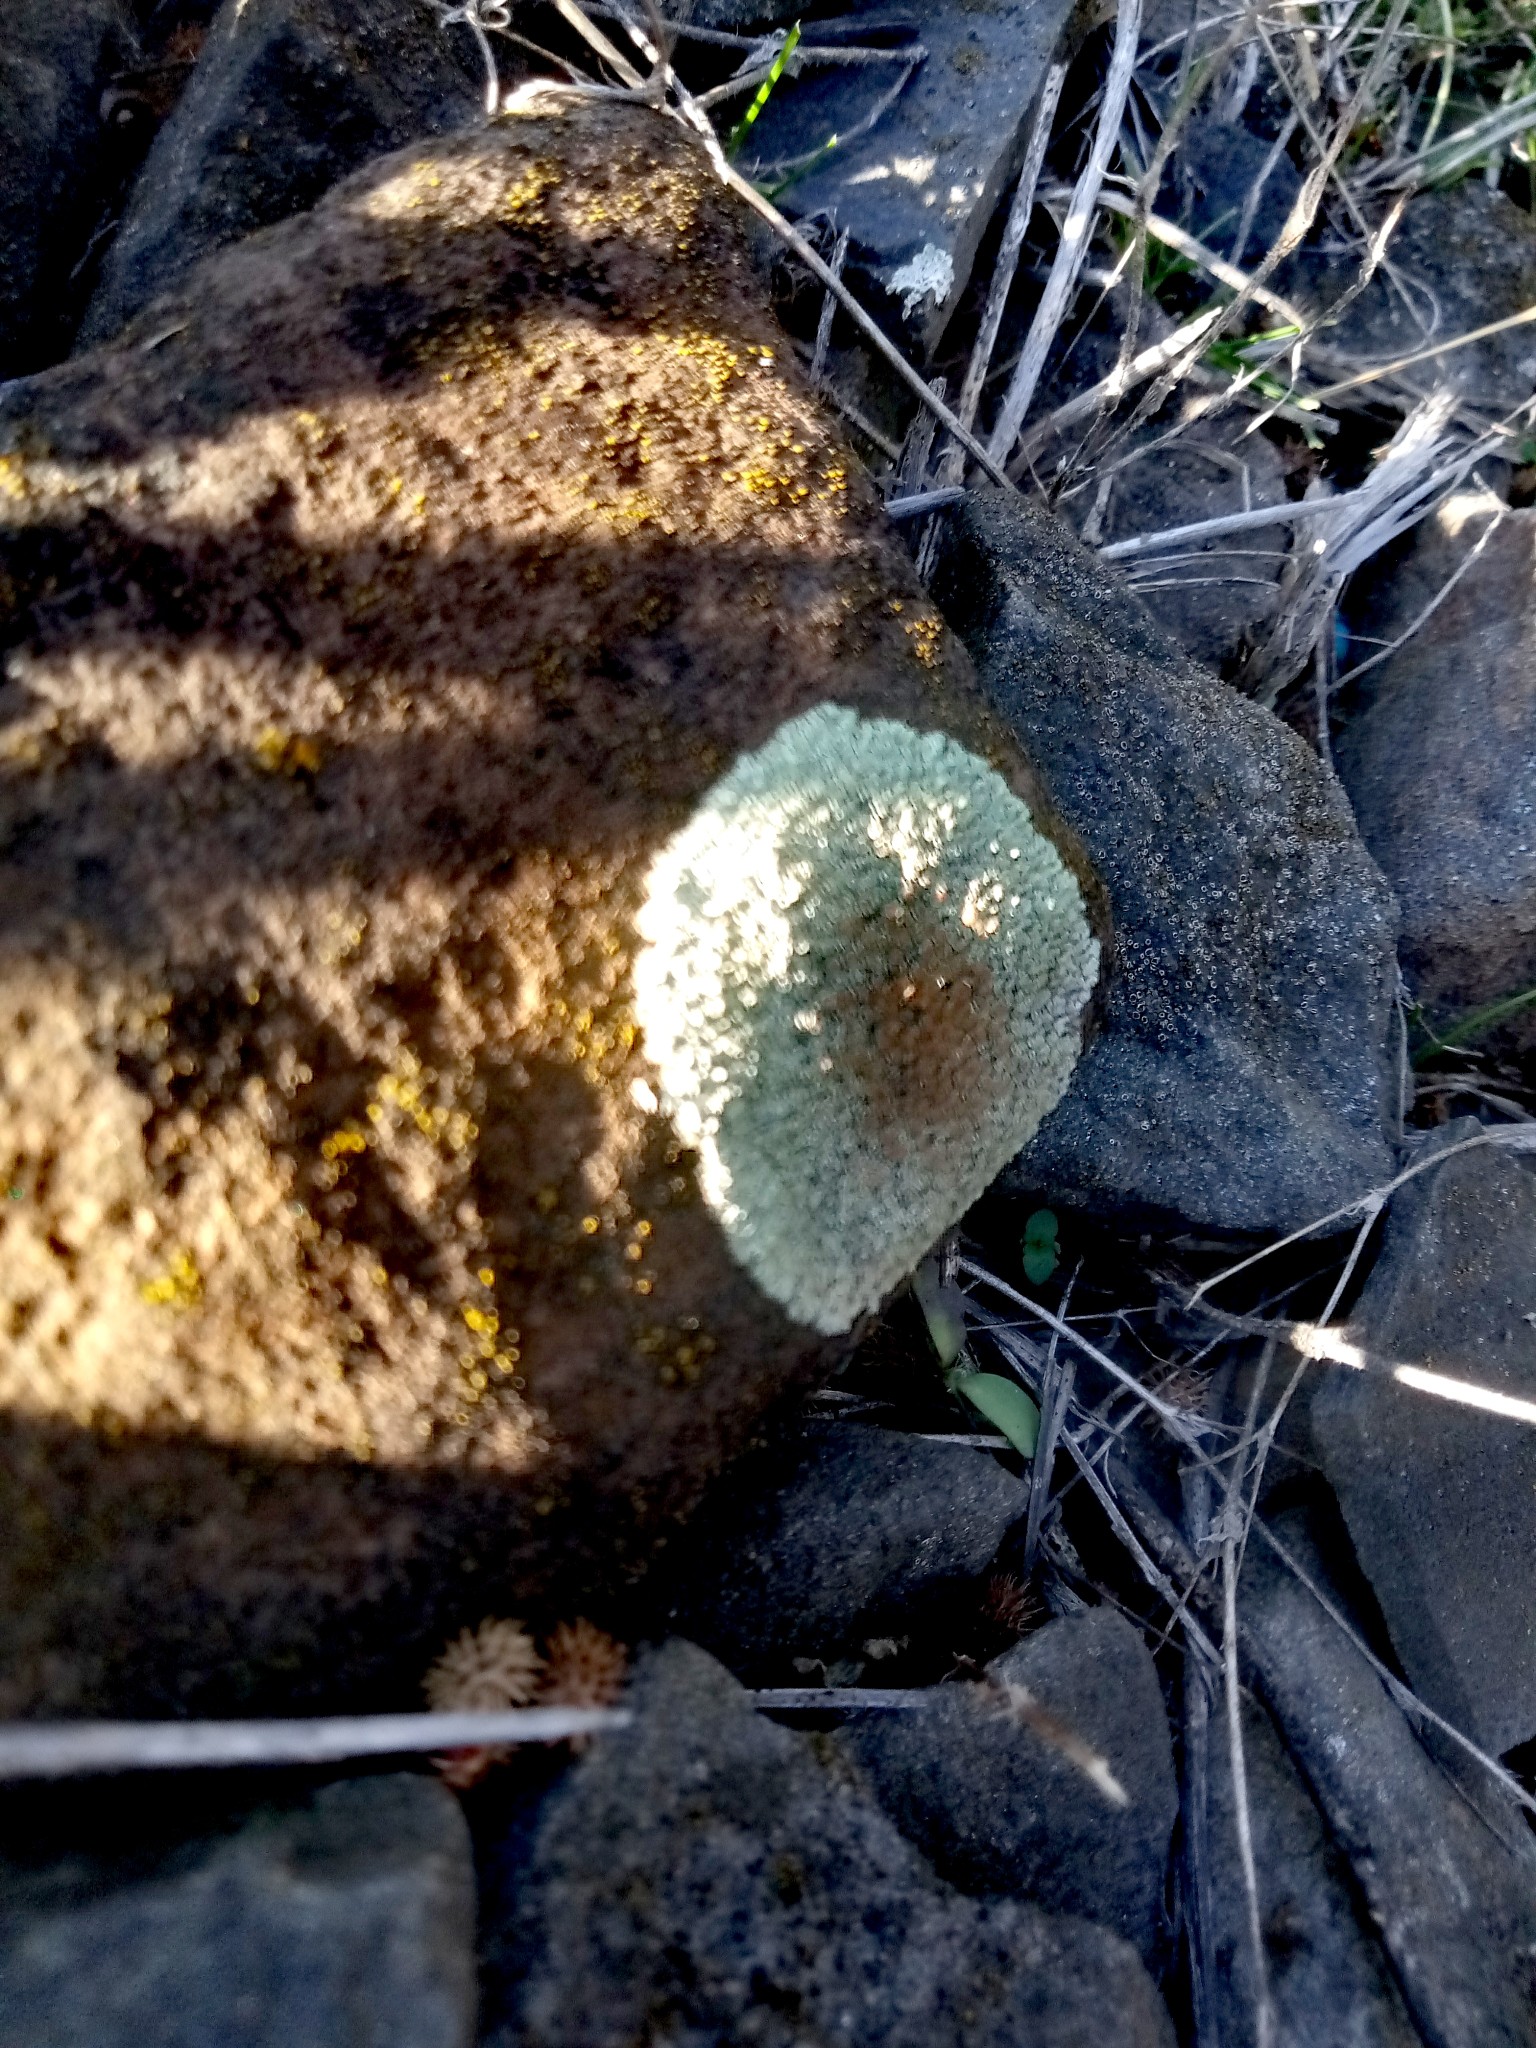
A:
634;705;1098;1332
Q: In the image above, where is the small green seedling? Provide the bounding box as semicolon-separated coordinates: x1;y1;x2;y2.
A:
1023;1209;1059;1286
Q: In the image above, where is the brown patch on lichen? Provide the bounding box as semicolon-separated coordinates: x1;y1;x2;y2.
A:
827;917;1005;1165
0;102;1084;1712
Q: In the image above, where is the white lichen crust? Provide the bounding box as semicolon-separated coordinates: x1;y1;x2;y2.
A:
634;705;1099;1334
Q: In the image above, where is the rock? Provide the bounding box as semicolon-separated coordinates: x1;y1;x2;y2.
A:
670;1418;1026;1679
0;0;136;378
930;488;1400;1234
739;0;1076;354
0;106;1096;1713
1336;493;1536;1052
1198;1684;1420;2048
1291;184;1536;419
0;1774;477;2048
837;1606;1177;1962
1241;1504;1536;2048
1175;112;1303;267
1310;1124;1536;1756
480;1638;1176;2048
77;0;482;348
1072;418;1291;676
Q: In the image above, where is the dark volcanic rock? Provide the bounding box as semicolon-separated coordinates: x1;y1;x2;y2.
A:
481;1638;1175;2048
0;0;135;378
0;1774;476;2048
77;0;481;348
1291;184;1536;419
1176;112;1303;267
1242;1505;1536;2048
1076;419;1290;675
671;1418;1025;1679
837;1607;1176;1963
0;106;1089;1715
1311;1124;1536;1755
931;489;1399;1234
1200;1685;1420;2048
1337;494;1536;1053
740;0;1076;354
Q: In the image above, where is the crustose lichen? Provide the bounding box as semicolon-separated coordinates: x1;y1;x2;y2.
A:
634;704;1099;1333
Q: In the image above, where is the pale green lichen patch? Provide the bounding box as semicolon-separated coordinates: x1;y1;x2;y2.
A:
633;705;1099;1333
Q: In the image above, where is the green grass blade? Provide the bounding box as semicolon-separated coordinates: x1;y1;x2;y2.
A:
728;22;801;160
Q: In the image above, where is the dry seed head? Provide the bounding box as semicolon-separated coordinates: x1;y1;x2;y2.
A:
424;1616;545;1713
541;1618;628;1709
634;704;1098;1332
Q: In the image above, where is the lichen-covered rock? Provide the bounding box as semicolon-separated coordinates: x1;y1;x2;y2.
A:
0;103;1095;1713
77;0;482;349
931;489;1400;1234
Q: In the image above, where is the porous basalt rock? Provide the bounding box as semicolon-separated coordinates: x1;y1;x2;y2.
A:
0;103;1092;1713
932;490;1400;1234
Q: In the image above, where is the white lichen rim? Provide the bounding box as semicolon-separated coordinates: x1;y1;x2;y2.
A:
633;703;1099;1334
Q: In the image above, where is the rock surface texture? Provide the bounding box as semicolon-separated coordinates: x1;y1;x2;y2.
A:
1312;1126;1536;1756
1199;1687;1420;2048
931;489;1400;1233
1337;493;1536;1053
77;0;481;348
0;1774;477;2048
481;1638;1176;2048
1293;184;1536;418
0;105;1095;1714
671;1418;1026;1679
0;0;135;378
1242;1507;1536;2048
1077;421;1291;676
741;0;1077;353
838;1606;1177;1963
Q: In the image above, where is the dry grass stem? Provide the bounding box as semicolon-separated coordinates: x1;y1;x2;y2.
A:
986;0;1144;463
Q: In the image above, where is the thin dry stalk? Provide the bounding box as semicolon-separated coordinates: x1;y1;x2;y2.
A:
953;63;1069;444
986;0;1145;464
809;226;849;386
1187;1128;1536;1307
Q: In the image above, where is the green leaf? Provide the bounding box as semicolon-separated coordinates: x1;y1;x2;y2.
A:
953;1372;1040;1458
727;21;801;160
1022;1208;1058;1285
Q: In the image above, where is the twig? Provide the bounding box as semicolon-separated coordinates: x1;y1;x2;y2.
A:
1304;303;1536;404
959;1260;1215;1431
1223;1529;1275;2048
0;1707;632;1780
885;486;965;518
1090;185;1309;327
986;0;1144;464
1186;1126;1536;1309
954;63;1068;444
810;227;850;386
1024;1263;1080;1570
